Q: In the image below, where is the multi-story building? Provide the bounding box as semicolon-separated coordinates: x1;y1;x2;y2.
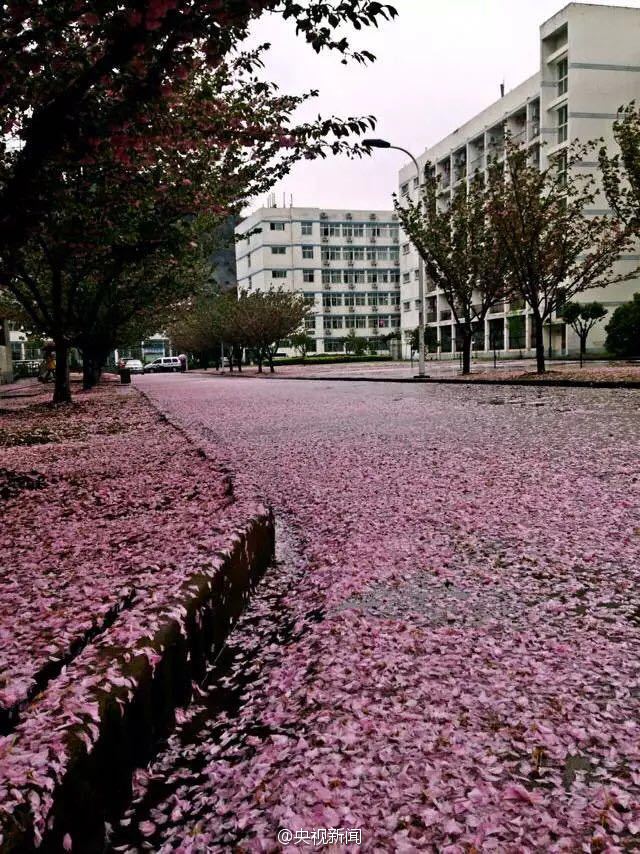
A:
235;207;402;355
0;319;13;383
399;2;640;359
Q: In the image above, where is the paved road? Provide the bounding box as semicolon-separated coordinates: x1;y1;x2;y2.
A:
115;376;640;851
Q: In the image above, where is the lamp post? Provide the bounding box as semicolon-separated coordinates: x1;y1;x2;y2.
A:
364;138;427;378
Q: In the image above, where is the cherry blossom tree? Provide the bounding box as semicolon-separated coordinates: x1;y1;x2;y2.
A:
559;301;607;366
1;53;381;402
396;172;509;374
487;140;634;373
599;102;640;232
0;1;397;259
236;289;311;372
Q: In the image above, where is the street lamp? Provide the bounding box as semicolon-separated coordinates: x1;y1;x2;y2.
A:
364;138;427;378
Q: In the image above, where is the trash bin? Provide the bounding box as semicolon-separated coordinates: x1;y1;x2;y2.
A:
119;368;131;385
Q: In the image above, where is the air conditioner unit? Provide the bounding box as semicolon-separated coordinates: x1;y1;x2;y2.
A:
369;213;377;220
371;305;379;312
349;306;355;313
348;283;355;290
370;237;377;244
392;236;399;243
346;237;353;243
371;260;378;267
394;260;400;266
323;283;332;290
325;329;333;336
391;213;399;221
323;260;330;267
320;212;328;219
321;237;329;243
346;212;353;220
371;283;379;290
348;260;354;267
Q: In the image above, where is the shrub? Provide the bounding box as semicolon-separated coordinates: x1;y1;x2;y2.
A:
605;293;640;358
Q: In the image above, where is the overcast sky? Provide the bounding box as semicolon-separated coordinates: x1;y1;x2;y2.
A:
244;0;640;211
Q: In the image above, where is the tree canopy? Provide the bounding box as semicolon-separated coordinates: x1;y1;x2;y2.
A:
396;171;508;374
487;140;633;373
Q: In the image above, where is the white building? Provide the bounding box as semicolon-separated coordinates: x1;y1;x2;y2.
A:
398;2;640;359
235;207;402;355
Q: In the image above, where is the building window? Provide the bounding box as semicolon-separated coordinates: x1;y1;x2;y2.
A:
391;294;400;306
331;294;342;306
247;253;251;268
401;182;409;197
301;221;313;235
557;105;568;144
391;317;400;328
331;318;344;329
345;316;356;329
303;294;315;306
321;247;341;261
270;222;286;231
557;57;568;97
356;317;367;328
247;276;252;289
378;293;389;306
379;317;390;328
402;243;410;255
303;270;315;283
367;294;378;306
556;150;568;187
272;270;287;279
302;245;314;259
412;176;419;189
403;273;410;283
321;223;341;237
272;246;286;255
353;224;364;238
305;318;316;331
342;224;353;238
403;301;411;312
414;269;419;280
355;294;366;306
344;294;354;306
391;272;400;284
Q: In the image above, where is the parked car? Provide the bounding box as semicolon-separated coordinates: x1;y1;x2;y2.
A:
122;359;144;373
143;356;182;373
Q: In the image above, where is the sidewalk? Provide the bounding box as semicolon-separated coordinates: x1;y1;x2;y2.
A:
0;382;274;851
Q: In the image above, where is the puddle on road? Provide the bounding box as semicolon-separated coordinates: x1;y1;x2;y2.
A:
109;519;320;852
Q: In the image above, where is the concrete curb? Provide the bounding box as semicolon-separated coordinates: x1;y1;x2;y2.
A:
251;375;640;389
1;510;275;853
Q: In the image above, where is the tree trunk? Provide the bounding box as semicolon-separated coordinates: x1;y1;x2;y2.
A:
534;315;546;374
268;354;275;373
53;338;71;404
257;357;263;373
461;330;472;375
82;351;104;389
82;358;98;390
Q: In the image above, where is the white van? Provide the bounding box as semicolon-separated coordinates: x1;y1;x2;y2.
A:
142;356;182;373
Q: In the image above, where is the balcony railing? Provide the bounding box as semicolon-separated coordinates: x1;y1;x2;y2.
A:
489;301;506;314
